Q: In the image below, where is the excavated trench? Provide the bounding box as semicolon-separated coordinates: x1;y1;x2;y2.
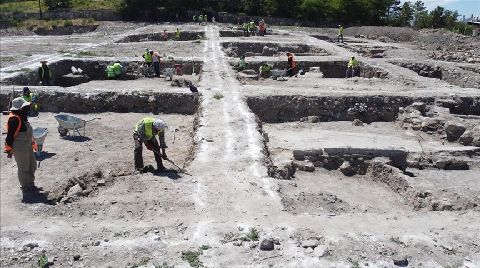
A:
240;60;388;79
250;96;480;212
392;61;480;89
219;30;284;37
221;41;329;57
0;89;200;114
246;95;432;123
1;59;203;87
115;31;205;43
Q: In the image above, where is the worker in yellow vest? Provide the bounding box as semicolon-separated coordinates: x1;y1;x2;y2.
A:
38;60;52;86
338;25;344;43
133;118;169;173
346;56;360;78
142;48;153;66
22;87;38;116
175;28;181;40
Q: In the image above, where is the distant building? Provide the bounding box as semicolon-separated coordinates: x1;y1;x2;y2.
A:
467;20;480;37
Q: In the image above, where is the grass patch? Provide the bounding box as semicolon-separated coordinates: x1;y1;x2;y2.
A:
221;228;260;244
18;18;98;31
37;254;49;268
181;245;210;268
0;0;121;13
213;92;224;100
154;262;174;268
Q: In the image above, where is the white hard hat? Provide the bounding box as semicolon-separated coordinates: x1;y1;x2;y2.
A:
10;97;30;111
153;119;168;130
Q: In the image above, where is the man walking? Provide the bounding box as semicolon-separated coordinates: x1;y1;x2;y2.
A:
38;60;52;86
338;25;344;43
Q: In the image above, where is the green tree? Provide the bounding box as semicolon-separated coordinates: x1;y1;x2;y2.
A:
412;0;428;27
396;2;414;26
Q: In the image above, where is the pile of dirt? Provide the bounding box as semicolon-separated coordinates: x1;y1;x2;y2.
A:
345;26;417;42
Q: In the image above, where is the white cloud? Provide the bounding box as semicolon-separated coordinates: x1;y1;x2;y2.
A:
421;0;460;9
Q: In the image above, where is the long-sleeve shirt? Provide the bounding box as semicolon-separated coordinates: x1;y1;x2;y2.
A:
5;111;27;151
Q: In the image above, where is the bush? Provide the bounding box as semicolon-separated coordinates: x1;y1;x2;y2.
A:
44;0;72;10
63;20;73;26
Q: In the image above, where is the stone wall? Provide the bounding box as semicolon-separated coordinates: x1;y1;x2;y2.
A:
0;90;200;115
242;61;388;79
1;59;204;86
247;95;435;123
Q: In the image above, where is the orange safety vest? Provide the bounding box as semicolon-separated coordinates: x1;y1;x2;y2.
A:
4;113;37;152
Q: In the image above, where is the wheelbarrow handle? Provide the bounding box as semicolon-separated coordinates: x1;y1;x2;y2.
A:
85;117;101;122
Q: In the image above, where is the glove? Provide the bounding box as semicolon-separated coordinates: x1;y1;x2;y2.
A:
32;141;38;152
162;153;168;160
145;141;154;151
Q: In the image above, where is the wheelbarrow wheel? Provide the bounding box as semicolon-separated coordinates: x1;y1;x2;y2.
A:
58;126;68;137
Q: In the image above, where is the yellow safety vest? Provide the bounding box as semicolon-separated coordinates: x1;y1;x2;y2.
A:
106;65;115;78
348;58;359;68
134;118;163;140
144;52;153;63
113;63;122;75
39;66;52;79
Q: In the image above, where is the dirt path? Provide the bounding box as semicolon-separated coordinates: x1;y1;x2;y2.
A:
189;25;282;240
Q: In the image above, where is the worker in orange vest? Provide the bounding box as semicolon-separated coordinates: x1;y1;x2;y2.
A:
286;52;297;77
4;97;40;195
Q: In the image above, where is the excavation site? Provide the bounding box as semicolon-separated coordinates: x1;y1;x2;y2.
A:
0;11;479;268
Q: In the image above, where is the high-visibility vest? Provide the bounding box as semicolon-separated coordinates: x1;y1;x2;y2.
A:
106;65;115;78
3;113;37;152
204;15;208;22
113;63;122;76
339;26;344;35
243;23;248;30
175;30;181;38
143;51;153;63
193;15;197;21
134;118;163;140
23;93;38;110
39;66;52;79
250;21;255;29
348;58;359;68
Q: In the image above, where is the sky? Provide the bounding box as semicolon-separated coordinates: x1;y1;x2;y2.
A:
400;0;480;18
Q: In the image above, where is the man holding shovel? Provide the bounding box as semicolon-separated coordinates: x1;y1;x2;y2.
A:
133;118;169;173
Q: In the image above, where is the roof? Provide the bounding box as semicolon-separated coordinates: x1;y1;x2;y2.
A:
467;21;480;26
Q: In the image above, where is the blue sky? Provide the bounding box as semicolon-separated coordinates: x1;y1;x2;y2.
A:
401;0;480;18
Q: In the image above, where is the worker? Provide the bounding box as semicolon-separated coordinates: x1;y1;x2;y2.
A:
346;56;360;78
258;19;266;36
193;15;197;24
162;29;168;41
236;55;247;71
249;20;256;36
243;22;249;37
38;60;52;86
152;51;162;77
4;97;39;195
199;15;203;25
133;118;169;173
338;25;344;43
286;52;297;77
22;87;38;116
113;62;123;78
143;48;153;67
259;63;272;78
105;64;116;79
175;28;181;40
212;16;216;24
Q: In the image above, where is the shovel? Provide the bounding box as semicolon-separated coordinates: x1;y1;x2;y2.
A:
2;86;14;115
150;148;191;175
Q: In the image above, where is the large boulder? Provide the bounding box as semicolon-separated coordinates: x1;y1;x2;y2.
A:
444;121;466;142
459;125;480;146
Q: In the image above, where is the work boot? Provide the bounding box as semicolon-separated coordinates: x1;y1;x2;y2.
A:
21;185;42;193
